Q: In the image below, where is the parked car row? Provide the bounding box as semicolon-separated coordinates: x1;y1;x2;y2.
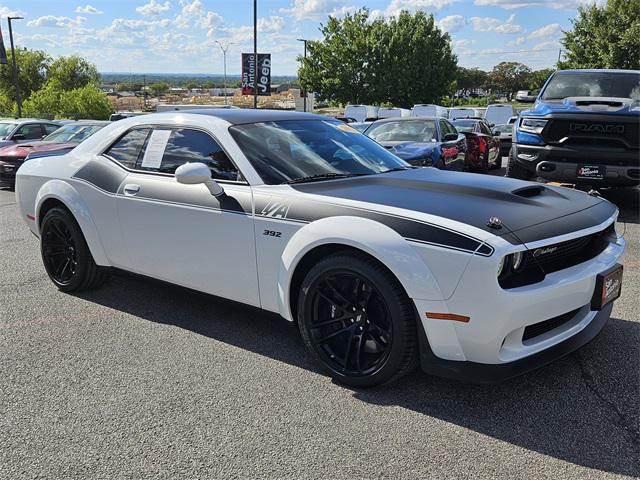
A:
343;103;517;125
360;116;502;174
0;120;108;189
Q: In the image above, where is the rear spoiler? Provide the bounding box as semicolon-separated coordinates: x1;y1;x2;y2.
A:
25;147;75;162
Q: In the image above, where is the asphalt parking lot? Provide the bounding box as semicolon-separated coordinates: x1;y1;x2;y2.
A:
1;173;639;479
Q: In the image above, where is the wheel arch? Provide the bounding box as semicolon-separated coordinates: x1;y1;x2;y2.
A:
35;179;110;266
278;216;444;322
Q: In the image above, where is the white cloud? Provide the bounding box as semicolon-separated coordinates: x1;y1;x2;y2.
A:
27;16;88;28
75;5;103;14
528;22;561;39
280;0;349;21
174;0;206;28
329;6;358;18
258;16;285;33
469;13;522;34
473;0;604;9
0;6;24;17
198;11;224;30
532;39;560;50
136;0;172;16
507;35;526;46
385;0;458;17
437;15;466;33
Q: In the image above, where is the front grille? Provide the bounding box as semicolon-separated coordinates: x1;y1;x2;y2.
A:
522;307;581;342
500;223;614;288
542;119;640;149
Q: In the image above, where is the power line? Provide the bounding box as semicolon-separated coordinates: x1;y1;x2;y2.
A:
457;48;559;56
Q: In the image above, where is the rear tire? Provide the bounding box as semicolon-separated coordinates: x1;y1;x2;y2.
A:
40;207;108;292
506;146;533;180
297;252;417;387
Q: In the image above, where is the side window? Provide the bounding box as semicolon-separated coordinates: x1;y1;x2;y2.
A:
16;124;45;140
138;128;240;181
104;128;151;168
43;124;60;135
439;120;455;138
479;122;492;135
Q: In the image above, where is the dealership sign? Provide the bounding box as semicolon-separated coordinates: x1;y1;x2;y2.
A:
242;53;271;96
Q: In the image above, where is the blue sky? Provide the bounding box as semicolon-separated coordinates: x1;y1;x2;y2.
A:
1;0;597;75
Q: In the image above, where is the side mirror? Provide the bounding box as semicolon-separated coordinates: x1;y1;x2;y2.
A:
12;133;25;141
175;162;224;197
493;130;500;136
443;133;458;142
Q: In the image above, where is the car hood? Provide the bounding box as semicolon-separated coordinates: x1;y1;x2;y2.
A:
524;96;640;117
0;140;13;149
378;141;439;160
0;141;78;157
292;168;616;245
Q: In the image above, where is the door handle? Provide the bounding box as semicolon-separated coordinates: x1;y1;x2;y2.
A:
123;184;140;196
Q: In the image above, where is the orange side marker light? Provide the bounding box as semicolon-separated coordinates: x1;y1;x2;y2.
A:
426;312;470;323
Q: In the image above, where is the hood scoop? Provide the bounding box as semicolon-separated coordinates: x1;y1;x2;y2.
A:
511;185;546;198
564;96;634;112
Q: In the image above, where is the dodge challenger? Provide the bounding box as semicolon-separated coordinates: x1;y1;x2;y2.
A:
15;110;625;387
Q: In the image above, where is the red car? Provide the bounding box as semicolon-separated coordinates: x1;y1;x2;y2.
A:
0;121;108;189
451;118;502;173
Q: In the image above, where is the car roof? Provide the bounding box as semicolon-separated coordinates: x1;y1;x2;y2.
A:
556;69;640;74
370;116;440;124
0;118;60;123
175;109;328;125
57;120;110;126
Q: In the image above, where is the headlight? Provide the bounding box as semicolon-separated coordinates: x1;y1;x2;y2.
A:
497;257;506;277
512;251;523;270
519;118;548;134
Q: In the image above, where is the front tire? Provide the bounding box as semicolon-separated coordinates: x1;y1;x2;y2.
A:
297;252;417;387
40;207;108;292
506;146;533;180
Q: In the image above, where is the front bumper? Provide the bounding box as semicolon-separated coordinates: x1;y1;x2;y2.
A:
412;222;624;382
0;162;18;188
514;143;640;186
418;303;612;383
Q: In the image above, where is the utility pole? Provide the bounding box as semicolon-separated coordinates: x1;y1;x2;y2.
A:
7;16;23;118
215;40;233;106
296;38;308;112
253;0;258;109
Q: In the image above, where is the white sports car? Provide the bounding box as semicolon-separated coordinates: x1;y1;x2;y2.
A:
15;110;625;387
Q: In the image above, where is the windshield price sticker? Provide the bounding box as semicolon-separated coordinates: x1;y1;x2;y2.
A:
141;130;172;169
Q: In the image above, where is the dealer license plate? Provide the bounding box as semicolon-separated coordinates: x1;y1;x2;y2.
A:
591;264;623;310
577;165;605;180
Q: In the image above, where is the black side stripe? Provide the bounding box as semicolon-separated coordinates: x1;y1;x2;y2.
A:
72;160;127;194
255;194;494;256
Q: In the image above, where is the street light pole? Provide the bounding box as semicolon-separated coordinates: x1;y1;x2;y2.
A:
215;41;233;106
296;38;308;112
7;16;23;118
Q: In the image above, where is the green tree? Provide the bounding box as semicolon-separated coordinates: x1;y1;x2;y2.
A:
58;85;113;120
149;82;169;97
489;62;531;100
0;48;50;103
22;82;112;120
527;68;554;92
559;0;640;69
456;67;489;96
47;55;100;91
299;9;457;107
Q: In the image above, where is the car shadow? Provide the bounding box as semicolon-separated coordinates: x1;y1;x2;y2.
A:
76;272;640;477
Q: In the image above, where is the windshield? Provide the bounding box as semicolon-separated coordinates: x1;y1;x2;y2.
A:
451;120;475;133
43;124;104;143
366;120;437;143
229;120;410;185
541;71;640;100
494;124;513;134
0;122;17;138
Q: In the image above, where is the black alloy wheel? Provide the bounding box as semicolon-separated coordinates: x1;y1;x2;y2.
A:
42;216;78;285
40;207;108;292
298;252;417;387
